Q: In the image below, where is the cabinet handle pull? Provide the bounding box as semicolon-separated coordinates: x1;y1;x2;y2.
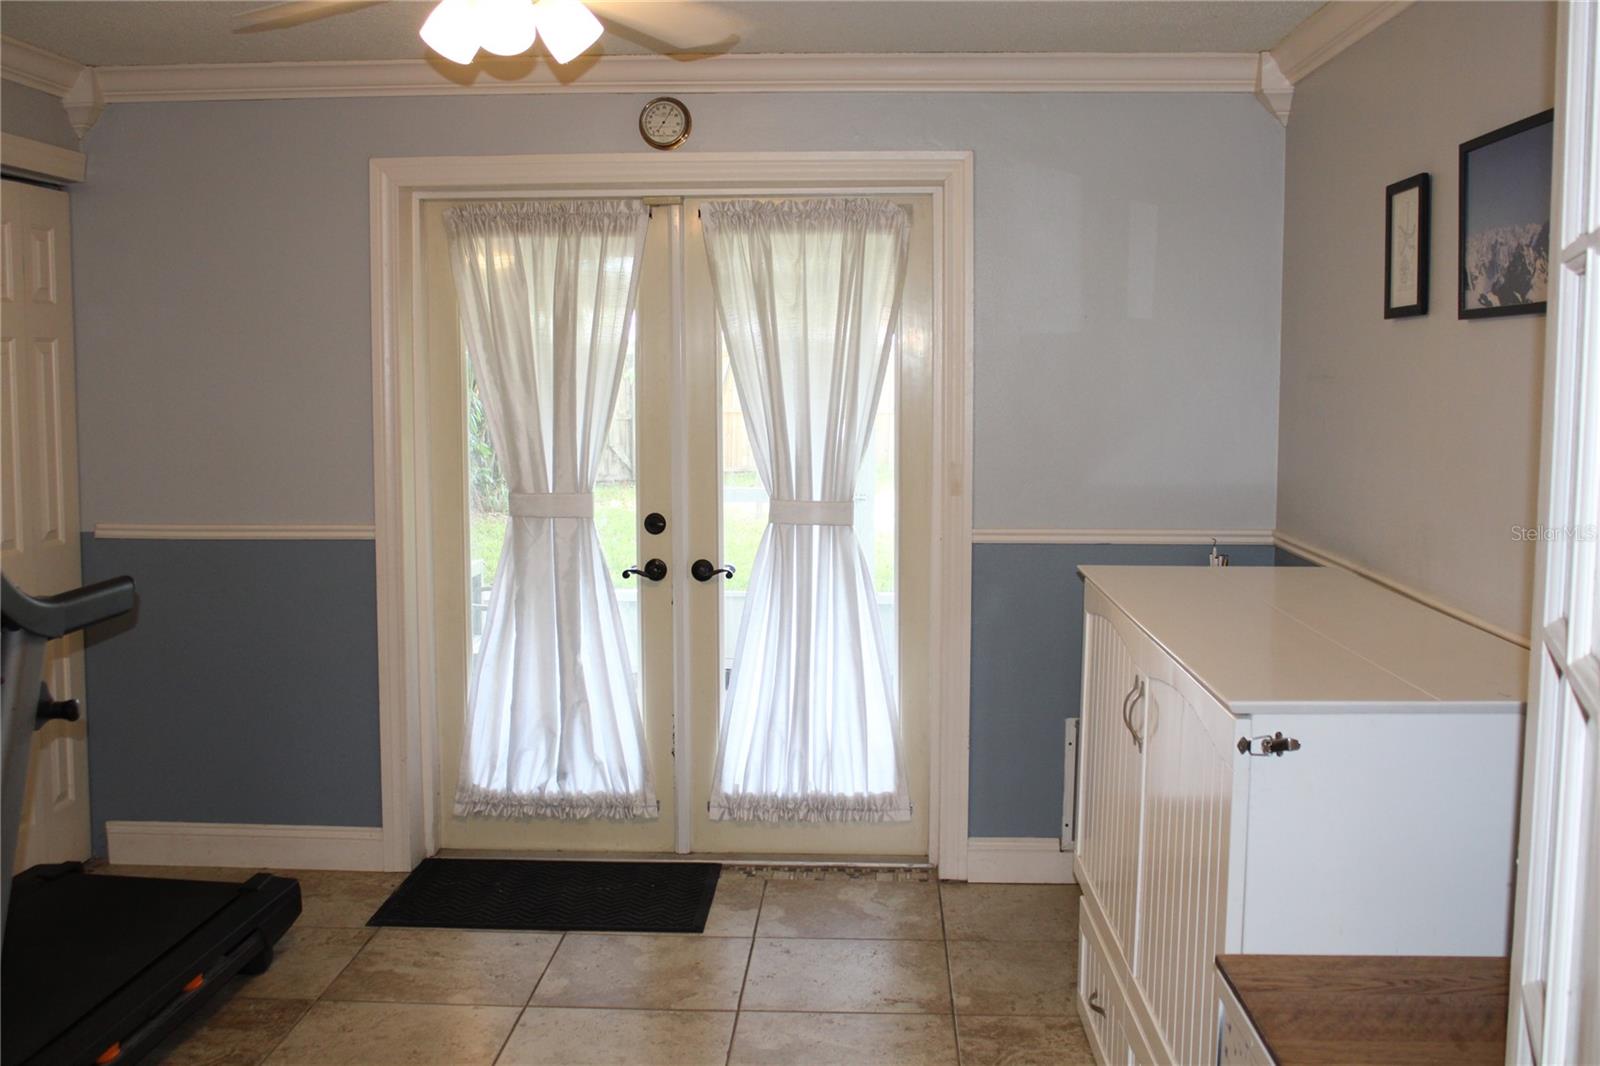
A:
1088;990;1106;1016
1121;676;1145;752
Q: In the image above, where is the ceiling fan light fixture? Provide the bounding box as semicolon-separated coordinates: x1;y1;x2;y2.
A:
478;0;540;57
420;0;483;64
532;0;603;64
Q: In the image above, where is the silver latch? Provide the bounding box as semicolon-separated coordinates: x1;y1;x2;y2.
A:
1237;732;1301;757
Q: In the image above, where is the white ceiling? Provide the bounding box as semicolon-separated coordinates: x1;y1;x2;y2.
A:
0;1;1324;67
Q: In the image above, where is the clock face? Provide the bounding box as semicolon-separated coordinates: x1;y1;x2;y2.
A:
640;97;690;150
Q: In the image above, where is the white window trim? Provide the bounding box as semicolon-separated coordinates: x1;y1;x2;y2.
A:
368;151;976;877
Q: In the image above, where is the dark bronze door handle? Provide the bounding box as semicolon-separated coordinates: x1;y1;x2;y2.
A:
622;559;668;582
691;559;736;582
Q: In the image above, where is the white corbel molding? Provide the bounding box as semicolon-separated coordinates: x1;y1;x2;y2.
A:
1254;51;1292;125
62;68;105;138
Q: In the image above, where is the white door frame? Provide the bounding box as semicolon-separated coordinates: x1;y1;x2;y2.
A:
368;151;975;877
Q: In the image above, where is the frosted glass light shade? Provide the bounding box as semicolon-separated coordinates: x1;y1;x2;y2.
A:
533;0;603;64
479;0;539;57
420;0;482;64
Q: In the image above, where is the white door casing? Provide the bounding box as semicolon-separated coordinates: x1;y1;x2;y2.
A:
370;152;975;874
0;177;90;868
1507;2;1600;1061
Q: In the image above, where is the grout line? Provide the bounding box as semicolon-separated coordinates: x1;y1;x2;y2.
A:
251;994;317;1064
725;878;767;1066
938;881;962;1064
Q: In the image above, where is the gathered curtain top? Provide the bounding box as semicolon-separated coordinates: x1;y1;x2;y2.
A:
700;197;910;234
445;199;647;237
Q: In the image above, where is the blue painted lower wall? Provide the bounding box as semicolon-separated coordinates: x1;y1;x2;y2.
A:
77;534;1311;854
967;542;1292;838
80;535;383;855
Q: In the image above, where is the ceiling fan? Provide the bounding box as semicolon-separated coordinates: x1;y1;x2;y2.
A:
234;0;743;66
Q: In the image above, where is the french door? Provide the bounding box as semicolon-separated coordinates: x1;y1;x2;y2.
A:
425;195;933;857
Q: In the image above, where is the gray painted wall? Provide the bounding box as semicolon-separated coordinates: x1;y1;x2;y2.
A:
80;536;382;854
1276;1;1555;638
1;81;78;150
70;91;1285;531
968;541;1284;838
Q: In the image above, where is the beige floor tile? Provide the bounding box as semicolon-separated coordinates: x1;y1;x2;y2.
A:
729;1011;958;1066
939;884;1079;942
237;927;374;1000
956;1014;1097;1065
497;1008;735;1065
701;875;764;937
263;1001;519;1065
147;993;311;1066
322;927;558;1006
756;879;942;940
740;938;951;1014
280;871;407;929
947;941;1077;1016
531;934;750;1011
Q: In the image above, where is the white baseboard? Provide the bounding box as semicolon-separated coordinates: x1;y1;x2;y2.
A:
964;837;1077;884
104;820;386;871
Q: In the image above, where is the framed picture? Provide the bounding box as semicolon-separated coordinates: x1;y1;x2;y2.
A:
1459;109;1554;319
1385;172;1430;318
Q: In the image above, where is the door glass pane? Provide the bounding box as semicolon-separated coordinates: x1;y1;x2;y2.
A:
600;327;642;685
466;357;504;672
719;338;898;684
465;331;642;689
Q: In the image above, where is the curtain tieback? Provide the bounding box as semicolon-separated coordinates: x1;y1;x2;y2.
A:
509;492;595;519
768;499;854;526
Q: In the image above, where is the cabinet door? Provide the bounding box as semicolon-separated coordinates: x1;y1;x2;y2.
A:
1077;599;1145;958
1135;668;1237;1066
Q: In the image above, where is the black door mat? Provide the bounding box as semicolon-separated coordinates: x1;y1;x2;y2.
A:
367;858;722;933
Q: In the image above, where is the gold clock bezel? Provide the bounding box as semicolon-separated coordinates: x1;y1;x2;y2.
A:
639;96;691;151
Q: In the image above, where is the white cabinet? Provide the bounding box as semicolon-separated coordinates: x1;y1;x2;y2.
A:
1072;566;1526;1066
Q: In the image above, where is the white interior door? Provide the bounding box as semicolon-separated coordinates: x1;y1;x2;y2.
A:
0;176;90;868
1507;3;1600;1060
427;194;933;858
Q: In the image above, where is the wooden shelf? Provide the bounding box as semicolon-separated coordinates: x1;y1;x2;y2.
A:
1217;954;1509;1065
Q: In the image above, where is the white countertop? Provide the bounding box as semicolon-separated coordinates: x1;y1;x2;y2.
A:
1078;565;1527;714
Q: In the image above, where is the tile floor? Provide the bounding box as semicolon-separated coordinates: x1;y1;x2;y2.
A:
101;865;1093;1065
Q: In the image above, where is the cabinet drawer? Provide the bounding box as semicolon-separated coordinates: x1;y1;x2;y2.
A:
1078;900;1131;1066
1218;974;1273;1066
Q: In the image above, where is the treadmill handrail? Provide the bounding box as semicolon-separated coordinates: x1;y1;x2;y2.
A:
1;575;136;638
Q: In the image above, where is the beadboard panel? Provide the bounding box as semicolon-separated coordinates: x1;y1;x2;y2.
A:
79;534;382;855
967;541;1284;838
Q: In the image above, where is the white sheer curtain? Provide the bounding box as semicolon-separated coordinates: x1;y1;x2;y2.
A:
447;200;656;820
702;198;913;822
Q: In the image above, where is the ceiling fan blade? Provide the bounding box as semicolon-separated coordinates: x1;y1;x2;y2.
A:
587;1;743;55
234;0;388;32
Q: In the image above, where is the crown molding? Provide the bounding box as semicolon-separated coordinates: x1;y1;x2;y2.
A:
93;50;1261;102
1269;0;1413;84
0;34;84;96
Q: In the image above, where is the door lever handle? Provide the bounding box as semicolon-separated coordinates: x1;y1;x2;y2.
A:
622;559;668;582
691;559;736;582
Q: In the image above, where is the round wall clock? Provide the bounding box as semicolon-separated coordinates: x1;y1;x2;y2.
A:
639;96;691;151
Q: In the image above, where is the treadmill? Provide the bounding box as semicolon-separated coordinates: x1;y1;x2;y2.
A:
2;576;301;1066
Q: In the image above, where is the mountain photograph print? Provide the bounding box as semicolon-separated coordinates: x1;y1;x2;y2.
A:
1459;109;1554;319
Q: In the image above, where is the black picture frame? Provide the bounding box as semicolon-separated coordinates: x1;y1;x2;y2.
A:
1384;172;1430;318
1458;109;1555;320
